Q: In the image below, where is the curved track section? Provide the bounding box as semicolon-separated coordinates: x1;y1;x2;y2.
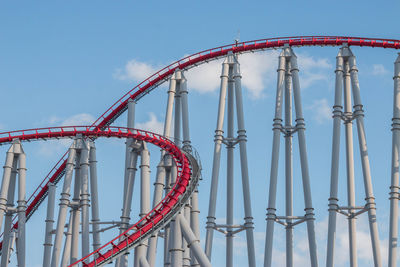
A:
1;36;400;265
0;126;198;266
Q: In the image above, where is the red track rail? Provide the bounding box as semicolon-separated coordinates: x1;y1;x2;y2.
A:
1;36;400;264
0;126;191;266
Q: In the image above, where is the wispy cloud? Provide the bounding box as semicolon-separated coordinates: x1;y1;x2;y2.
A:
372;64;388;76
306;98;332;124
136;112;164;135
113;59;159;81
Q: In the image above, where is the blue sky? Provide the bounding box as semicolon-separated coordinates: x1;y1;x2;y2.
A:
1;1;400;266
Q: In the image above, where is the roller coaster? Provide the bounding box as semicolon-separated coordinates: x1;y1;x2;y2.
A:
1;36;400;267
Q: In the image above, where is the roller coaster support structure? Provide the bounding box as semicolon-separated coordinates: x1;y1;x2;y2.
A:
389;53;400;267
0;139;26;267
264;45;318;267
205;52;256;267
326;45;382;267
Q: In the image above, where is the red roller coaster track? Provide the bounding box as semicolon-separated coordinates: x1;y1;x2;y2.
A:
0;126;194;266
1;36;399;266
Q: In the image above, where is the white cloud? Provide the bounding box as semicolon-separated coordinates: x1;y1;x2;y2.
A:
60;113;96;126
239;51;279;98
114;59;159;81
372;64;388;76
297;54;332;89
184;59;222;94
114;51;331;100
306;98;332;124
136;112;164;135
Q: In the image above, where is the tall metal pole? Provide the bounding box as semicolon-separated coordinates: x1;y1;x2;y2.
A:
190;188;200;267
70;149;82;264
233;56;256;267
117;98;136;267
43;183;56;267
182;202;191;267
0;144;16;234
60;213;73;267
389;53;400;267
348;53;382;267
17;150;27;267
326;51;344;267
343;61;358;267
284;60;293;267
290;49;318;267
226;65;235;267
89;142;101;251
1;159;17;267
147;73;176;267
80;141;91;259
51;144;77;267
205;57;229;259
135;143;151;267
264;50;286;267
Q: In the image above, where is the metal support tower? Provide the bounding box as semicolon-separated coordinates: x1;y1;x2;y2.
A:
205;52;256;267
50;136;101;267
388;53;400;267
0;139;27;267
326;45;382;267
264;46;318;267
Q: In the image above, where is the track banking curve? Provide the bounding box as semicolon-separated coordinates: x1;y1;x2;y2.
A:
0;126;194;266
1;36;400;265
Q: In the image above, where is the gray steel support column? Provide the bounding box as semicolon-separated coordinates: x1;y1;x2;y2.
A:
61;214;73;267
205;58;229;259
166;162;178;267
290;50;318;267
118;149;139;267
117;98;136;267
183;202;191;267
80;141;91;259
164;169;172;267
1;159;17;267
326;52;344;267
226;65;235;267
264;51;285;267
147;162;166;267
89;142;101;251
190;189;200;267
179;214;211;267
0;144;15;234
70;150;82;264
17;151;27;267
180;73;191;152
233;57;256;267
170;215;183;267
147;75;176;267
348;54;382;267
43;183;56;267
174;70;182;146
135;143;151;267
51;144;77;267
389;53;400;267
343;61;357;267
284;61;293;267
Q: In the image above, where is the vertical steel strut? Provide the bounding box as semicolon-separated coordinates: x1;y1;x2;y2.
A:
326;45;382;267
389;53;400;267
205;52;256;267
264;46;318;267
0;139;26;267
